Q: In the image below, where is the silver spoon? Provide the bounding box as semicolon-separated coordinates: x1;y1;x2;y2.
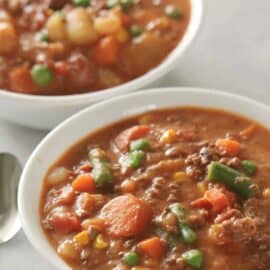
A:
0;153;22;243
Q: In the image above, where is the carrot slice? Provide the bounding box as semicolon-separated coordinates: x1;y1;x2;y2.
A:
72;174;95;193
215;138;240;156
92;36;119;66
190;197;212;209
101;194;152;237
204;188;230;213
115;125;150;152
137;237;166;260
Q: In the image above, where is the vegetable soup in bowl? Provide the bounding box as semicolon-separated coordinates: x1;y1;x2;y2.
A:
19;88;270;270
0;0;202;129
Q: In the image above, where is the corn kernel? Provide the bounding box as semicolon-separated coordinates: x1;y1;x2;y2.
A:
173;171;189;182
197;182;207;194
93;234;109;249
160;129;176;144
115;28;129;43
263;188;270;198
73;230;89;246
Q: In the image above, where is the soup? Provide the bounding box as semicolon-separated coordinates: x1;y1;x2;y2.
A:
0;0;190;95
40;107;270;270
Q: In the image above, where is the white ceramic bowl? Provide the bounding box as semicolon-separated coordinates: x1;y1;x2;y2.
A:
18;87;270;270
0;0;203;130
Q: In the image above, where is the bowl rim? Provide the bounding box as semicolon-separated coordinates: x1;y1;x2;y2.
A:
18;87;270;270
0;0;203;106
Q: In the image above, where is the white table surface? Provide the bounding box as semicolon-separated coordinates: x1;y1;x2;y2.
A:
1;0;270;269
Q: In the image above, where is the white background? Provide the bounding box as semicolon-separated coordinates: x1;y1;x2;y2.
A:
1;0;270;269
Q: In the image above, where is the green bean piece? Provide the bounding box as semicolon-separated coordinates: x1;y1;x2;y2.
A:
92;161;113;187
180;224;197;244
128;150;145;169
37;32;50;42
130;25;143;37
165;5;183;19
182;249;204;269
130;138;150;152
208;161;259;198
169;203;186;223
30;64;53;87
241;160;257;175
120;0;134;10
72;0;90;6
123;252;140;266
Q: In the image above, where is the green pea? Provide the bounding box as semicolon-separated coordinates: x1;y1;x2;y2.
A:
120;0;134;10
72;0;90;6
123;251;140;266
130;25;143;37
182;249;203;269
165;5;183;19
130;138;150;152
128;150;144;169
241;160;257;175
107;0;119;8
180;224;197;244
31;64;53;87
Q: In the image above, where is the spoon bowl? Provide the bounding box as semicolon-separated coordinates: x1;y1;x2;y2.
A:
0;153;22;243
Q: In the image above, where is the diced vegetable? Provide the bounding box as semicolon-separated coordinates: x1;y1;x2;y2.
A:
89;148;113;188
93;36;119;66
190;197;212;209
239;124;257;140
115;125;150;152
101;194;152;237
107;0;119;9
0;22;18;54
92;161;113;187
130;138;150;152
165;5;182;19
128;150;145;169
160;129;176;144
208;162;259;198
121;179;137;193
215;139;241;156
73;230;90;246
180;224;198;244
37;31;50;42
66;8;98;45
197;182;207;194
75;193;96;217
131;267;150;270
30;64;53;87
173;171;189;182
57;240;79;260
130;25;143;37
94;15;122;35
72;174;95;193
47;12;67;42
241;160;257;175
123;251;140;266
93;234;109;249
115;28;129;43
137;237;166;260
204;188;230;213
81;218;106;232
169;203;197;244
47;167;71;185
263;188;270;198
182;249;203;269
72;0;90;7
120;0;134;11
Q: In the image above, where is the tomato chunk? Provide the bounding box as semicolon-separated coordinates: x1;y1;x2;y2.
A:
101;194;152;237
